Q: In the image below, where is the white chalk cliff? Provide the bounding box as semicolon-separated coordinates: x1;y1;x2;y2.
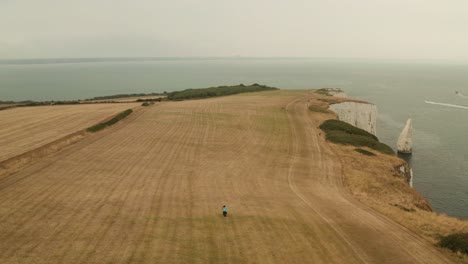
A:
397;118;413;154
328;102;377;135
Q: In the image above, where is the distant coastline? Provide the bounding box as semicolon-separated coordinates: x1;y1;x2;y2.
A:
2;57;467;65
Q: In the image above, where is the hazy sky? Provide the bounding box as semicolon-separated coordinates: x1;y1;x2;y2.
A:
1;0;468;60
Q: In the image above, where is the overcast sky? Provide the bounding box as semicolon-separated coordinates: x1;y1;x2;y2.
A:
1;0;468;60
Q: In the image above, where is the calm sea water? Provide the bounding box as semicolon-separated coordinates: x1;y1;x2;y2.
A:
1;58;467;219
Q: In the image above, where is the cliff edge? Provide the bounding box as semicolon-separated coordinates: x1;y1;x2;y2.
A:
310;89;468;262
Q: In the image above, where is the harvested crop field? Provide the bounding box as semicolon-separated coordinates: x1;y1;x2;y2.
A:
0;91;452;263
0;103;138;162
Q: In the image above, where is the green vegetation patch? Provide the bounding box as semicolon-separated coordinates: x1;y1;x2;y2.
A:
86;92;164;101
316;88;333;96
354;148;376;156
0;105;16;111
439;233;468;254
137;98;162;102
17;100;81;107
0;101;16;104
320;119;378;140
87;109;133;132
308;105;330;113
2;100;85;107
167;84;278;101
320;119;394;155
318;98;340;104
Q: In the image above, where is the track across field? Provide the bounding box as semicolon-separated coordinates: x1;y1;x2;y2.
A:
0;91;451;263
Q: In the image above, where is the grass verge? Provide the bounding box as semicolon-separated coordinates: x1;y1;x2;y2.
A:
320;119;394;155
439;233;468;254
87;109;133;132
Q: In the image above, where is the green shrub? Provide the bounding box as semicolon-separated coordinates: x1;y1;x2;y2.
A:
320;119;378;141
354;148;376;156
87;109;133;132
142;102;150;106
439;233;468;254
308;105;329;113
320;119;394;155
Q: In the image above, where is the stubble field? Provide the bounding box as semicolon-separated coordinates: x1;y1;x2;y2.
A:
0;103;139;162
0;91;452;263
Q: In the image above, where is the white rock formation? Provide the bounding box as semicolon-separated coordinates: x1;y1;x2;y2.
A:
395;163;412;184
410;168;414;188
328;102;377;135
397;118;413;154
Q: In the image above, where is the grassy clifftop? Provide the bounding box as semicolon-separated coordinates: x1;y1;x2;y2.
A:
309;89;468;262
167;84;278;101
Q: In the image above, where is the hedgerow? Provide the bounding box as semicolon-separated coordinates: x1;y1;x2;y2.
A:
87;109;133;132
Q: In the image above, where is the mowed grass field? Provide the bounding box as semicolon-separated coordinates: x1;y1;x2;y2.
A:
0;91;452;263
0;103;139;162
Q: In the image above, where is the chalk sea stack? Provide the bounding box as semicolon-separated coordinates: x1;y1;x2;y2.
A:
397;118;413;154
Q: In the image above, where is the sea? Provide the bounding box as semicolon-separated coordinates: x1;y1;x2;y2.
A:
1;58;467;219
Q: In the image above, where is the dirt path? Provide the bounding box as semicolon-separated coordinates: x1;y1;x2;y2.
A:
285;97;451;263
0;91;451;263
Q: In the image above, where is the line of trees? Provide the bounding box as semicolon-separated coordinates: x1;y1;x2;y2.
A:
136;98;162;102
85;92;165;101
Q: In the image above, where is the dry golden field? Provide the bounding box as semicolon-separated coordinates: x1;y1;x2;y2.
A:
0;103;139;162
0;91;455;263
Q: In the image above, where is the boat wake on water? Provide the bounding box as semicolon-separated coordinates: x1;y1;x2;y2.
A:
425;100;468;110
455;91;468;98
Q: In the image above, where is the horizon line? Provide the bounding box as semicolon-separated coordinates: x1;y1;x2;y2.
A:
1;56;467;65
